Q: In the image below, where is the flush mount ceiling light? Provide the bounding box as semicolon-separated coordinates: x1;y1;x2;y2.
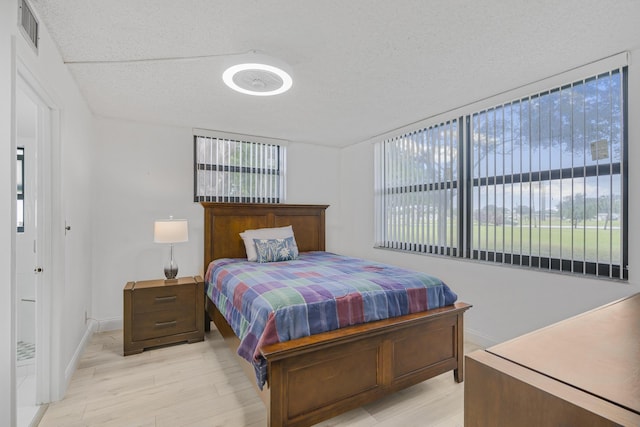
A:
223;59;293;96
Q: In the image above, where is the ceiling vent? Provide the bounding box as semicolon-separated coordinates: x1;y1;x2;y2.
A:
19;0;39;52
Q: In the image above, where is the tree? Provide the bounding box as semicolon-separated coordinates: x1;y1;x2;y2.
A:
557;193;598;228
477;204;504;225
471;72;623;172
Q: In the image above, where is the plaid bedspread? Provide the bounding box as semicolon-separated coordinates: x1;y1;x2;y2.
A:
205;251;457;388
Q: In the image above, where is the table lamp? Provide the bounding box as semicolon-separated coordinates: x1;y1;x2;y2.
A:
154;217;188;281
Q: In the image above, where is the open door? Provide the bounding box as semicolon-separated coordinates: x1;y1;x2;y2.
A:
15;71;52;427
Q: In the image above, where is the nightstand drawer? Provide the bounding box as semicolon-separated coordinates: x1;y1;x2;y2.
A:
132;285;195;314
132;308;196;341
124;276;204;356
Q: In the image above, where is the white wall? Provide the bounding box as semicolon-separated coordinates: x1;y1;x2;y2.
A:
338;51;640;347
17;18;96;400
92;119;202;325
92;117;342;325
1;2;96;417
1;0;18;424
286;142;342;251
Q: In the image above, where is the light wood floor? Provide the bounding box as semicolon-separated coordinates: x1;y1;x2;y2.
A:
38;328;483;427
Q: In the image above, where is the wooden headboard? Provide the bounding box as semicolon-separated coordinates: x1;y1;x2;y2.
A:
201;203;329;268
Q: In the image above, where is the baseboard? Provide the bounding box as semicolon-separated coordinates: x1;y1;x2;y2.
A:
28;404;48;427
63;319;97;393
97;317;122;332
60;317;122;398
465;327;500;349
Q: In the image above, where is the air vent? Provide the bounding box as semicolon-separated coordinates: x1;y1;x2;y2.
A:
19;0;39;51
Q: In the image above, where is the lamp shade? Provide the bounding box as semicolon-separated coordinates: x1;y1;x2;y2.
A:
154;219;188;243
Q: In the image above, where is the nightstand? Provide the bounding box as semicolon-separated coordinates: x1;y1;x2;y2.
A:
123;276;204;356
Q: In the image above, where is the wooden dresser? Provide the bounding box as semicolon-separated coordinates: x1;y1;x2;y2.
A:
465;293;640;426
123;276;204;356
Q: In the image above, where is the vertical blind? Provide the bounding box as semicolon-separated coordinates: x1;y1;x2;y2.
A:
470;68;625;278
194;135;285;203
374;63;627;280
375;119;460;255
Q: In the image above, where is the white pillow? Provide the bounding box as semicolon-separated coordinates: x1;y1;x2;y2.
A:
240;225;295;261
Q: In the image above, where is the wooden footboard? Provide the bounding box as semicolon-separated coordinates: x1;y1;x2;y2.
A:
207;298;470;427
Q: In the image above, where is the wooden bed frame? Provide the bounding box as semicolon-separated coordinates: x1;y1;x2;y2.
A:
202;202;471;427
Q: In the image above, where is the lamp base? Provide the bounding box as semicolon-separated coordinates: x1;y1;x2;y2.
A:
163;244;179;281
164;265;178;280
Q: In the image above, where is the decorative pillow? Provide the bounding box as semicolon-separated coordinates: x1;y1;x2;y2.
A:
253;236;299;263
240;225;294;261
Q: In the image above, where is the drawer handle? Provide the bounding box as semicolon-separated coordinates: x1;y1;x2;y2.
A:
155;320;177;328
155;295;177;303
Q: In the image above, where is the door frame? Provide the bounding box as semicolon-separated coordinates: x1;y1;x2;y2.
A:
15;58;63;406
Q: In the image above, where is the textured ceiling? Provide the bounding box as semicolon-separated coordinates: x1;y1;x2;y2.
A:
31;0;640;147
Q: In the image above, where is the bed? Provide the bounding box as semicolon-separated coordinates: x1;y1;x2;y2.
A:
202;202;471;427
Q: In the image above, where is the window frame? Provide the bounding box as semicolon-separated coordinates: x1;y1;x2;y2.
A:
193;130;287;204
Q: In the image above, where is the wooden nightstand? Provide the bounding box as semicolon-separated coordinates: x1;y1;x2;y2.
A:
123;276;204;356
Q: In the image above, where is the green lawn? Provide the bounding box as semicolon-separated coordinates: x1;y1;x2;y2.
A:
471;223;621;263
387;219;621;263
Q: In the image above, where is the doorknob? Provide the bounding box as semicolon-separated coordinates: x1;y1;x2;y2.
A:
34;267;43;273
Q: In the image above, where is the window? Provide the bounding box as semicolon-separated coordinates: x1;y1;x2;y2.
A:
376;64;627;280
470;70;625;277
194;132;286;203
17;147;24;233
375;119;461;256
